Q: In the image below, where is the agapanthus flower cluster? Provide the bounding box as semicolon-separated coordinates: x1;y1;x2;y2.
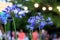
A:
26;12;53;30
0;4;29;24
3;5;29;18
0;12;10;24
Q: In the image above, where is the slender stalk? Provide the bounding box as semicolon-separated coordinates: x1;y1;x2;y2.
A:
39;28;42;40
12;17;17;40
30;30;33;40
31;30;33;40
4;24;7;40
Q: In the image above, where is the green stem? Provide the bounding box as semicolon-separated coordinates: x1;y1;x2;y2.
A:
39;30;42;40
31;30;33;40
12;17;17;40
4;24;7;40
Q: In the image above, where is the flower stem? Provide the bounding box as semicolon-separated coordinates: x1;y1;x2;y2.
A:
12;17;17;40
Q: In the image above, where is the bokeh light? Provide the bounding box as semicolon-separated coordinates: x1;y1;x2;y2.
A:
48;6;53;11
42;7;46;11
57;6;60;12
34;3;39;8
57;6;60;9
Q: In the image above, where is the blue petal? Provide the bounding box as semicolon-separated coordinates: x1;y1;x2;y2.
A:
30;23;36;27
15;14;19;18
26;25;30;29
36;16;40;20
6;6;11;11
30;27;34;30
19;15;22;18
48;21;53;25
47;17;51;21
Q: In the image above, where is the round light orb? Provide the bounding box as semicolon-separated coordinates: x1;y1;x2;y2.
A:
57;6;60;12
59;9;60;12
42;7;46;11
48;7;53;11
23;6;28;10
34;3;39;8
57;6;60;9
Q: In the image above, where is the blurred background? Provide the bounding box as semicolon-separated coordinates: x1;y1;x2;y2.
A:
0;0;60;40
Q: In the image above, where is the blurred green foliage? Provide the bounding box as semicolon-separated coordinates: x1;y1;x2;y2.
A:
6;0;60;31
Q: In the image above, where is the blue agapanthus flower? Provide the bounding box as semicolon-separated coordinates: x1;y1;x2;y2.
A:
39;21;46;30
2;4;29;19
26;25;34;30
26;12;53;30
0;12;10;24
0;4;29;24
30;27;34;30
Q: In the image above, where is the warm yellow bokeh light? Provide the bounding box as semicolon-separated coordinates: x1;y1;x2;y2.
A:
42;7;46;11
34;3;39;8
48;7;53;11
0;2;12;12
57;6;60;12
57;6;60;9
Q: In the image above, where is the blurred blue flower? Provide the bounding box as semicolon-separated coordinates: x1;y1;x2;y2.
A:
30;27;34;30
26;25;34;30
2;20;7;24
0;4;29;24
38;12;41;16
15;14;19;18
19;15;22;18
30;23;36;27
2;4;28;19
36;16;40;20
0;12;9;24
40;21;46;26
26;25;30;29
48;21;53;25
39;21;46;29
47;17;51;21
20;13;25;16
14;8;20;14
11;5;17;10
6;6;11;11
27;12;53;30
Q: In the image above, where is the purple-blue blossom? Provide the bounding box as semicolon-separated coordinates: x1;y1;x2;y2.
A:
26;25;30;29
19;15;22;18
39;21;46;29
27;12;53;30
48;21;53;25
30;27;34;30
26;25;34;30
47;17;51;21
0;12;8;24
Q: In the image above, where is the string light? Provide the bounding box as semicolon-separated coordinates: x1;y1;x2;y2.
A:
42;7;46;11
48;6;53;11
57;6;60;12
34;3;39;8
57;6;60;9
